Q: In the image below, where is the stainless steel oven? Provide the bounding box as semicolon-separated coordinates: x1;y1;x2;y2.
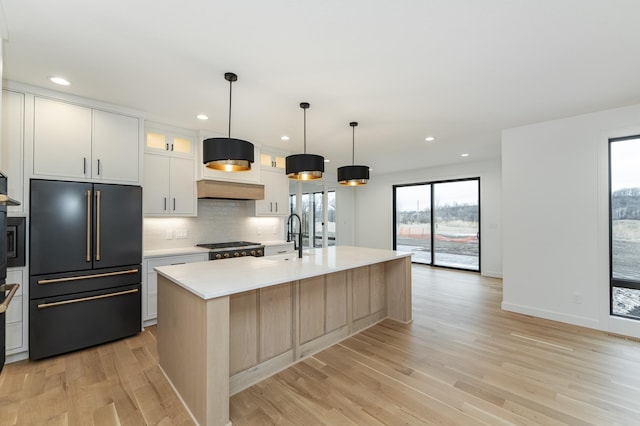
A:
7;217;25;267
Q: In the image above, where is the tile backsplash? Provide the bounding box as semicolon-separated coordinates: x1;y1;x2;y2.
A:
144;199;284;251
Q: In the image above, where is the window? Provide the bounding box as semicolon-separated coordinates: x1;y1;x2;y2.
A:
393;178;480;271
290;189;336;248
610;136;640;320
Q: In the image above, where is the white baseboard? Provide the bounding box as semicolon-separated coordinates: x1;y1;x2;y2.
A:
501;302;600;330
482;270;503;278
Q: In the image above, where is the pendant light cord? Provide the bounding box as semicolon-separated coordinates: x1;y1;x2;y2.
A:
303;107;307;154
227;79;233;138
352;125;355;165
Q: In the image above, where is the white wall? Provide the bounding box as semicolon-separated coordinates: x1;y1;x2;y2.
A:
353;159;503;277
502;102;640;339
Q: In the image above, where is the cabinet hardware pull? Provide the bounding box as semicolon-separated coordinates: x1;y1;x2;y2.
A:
0;283;19;314
86;189;91;262
170;143;174;151
270;202;273;212
170;262;186;265
83;157;87;174
37;288;139;309
166;143;169;151
275;202;278;212
96;190;101;261
37;268;139;285
173;197;176;211
97;159;101;175
164;197;167;211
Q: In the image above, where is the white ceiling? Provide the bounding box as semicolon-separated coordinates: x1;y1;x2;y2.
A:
2;0;640;175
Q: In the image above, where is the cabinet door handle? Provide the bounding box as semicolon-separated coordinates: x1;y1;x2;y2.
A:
97;159;101;175
95;190;101;261
270;202;273;212
275;202;278;212
86;189;91;262
83;157;87;175
164;197;167;211
166;143;169;151
173;198;176;211
170;143;174;151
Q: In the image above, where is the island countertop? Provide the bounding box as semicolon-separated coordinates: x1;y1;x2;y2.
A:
154;245;411;300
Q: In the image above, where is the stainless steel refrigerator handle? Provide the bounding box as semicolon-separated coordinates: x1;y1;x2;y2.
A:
96;190;101;261
86;189;91;262
37;268;140;285
37;288;139;309
0;283;20;314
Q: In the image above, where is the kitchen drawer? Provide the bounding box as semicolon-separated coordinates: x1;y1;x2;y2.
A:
146;253;208;270
30;265;141;299
29;283;141;360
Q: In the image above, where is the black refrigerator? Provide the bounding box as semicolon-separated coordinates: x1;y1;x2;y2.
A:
29;179;142;360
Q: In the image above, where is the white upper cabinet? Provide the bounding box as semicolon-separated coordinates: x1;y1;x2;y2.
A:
33;97;92;179
32;96;141;184
145;129;194;157
92;110;140;182
1;90;26;213
143;125;197;217
255;168;289;216
260;151;286;170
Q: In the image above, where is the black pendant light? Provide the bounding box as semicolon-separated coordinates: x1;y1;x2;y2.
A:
203;72;254;172
337;122;370;186
285;102;324;180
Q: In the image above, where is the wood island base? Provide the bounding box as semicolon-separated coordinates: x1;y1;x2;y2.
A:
157;252;411;426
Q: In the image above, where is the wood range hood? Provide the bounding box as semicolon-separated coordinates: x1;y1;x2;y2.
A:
196;179;265;200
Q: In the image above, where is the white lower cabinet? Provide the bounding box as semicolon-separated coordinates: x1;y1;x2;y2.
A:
142;253;208;324
5;268;27;357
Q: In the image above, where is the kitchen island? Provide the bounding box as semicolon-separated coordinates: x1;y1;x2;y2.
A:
155;246;412;426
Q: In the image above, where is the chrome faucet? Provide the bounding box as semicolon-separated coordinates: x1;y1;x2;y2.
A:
286;213;303;259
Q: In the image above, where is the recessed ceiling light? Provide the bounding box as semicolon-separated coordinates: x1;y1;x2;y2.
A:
281;135;290;141
196;114;209;120
49;76;70;86
425;136;435;142
461;153;469;157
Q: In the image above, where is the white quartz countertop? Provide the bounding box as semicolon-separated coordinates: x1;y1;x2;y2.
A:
155;246;411;300
143;247;211;258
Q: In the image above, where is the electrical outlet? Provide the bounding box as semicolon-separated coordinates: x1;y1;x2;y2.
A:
175;229;189;239
165;230;173;239
573;293;582;304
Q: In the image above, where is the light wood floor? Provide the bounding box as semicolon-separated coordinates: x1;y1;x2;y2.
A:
3;265;640;425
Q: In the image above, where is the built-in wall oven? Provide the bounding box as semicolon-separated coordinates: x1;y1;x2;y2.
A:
7;217;25;268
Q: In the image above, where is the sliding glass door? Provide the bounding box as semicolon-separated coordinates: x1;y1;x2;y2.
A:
610;136;640;320
433;180;480;269
395;185;431;263
394;178;480;271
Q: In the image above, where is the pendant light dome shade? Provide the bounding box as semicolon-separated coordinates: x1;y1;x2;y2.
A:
286;102;324;180
203;72;255;172
337;122;369;186
203;137;254;171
